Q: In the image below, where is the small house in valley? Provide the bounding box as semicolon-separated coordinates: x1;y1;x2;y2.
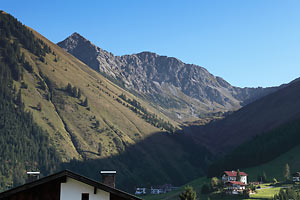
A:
222;170;248;195
292;172;300;182
149;184;176;195
0;170;141;200
222;170;248;184
150;187;164;194
225;181;246;194
135;188;146;195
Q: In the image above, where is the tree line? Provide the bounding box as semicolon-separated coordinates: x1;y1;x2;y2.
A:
65;83;88;107
118;93;176;133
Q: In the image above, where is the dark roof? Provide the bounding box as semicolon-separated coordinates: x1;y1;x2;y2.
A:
224;171;248;176
0;170;142;200
293;172;300;177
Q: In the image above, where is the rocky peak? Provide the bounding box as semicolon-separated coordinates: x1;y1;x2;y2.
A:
58;33;114;72
58;33;278;121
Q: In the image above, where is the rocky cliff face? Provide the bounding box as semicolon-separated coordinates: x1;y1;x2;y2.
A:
58;33;277;121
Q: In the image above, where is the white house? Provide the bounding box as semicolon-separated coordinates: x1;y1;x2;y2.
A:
222;170;248;184
0;170;141;200
225;181;246;195
292;172;300;182
150;187;164;194
135;188;146;195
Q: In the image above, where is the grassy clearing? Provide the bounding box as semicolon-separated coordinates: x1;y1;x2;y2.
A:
250;186;281;199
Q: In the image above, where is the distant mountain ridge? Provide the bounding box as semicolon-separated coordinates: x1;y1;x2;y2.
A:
58;33;278;121
184;78;300;154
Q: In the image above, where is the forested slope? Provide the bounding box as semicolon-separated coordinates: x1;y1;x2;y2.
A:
0;11;60;191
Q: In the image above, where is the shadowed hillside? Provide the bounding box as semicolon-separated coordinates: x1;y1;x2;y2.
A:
183;78;300;154
62;131;212;193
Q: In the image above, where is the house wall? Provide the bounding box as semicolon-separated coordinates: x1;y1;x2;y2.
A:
222;175;247;184
222;175;236;182
60;177;110;200
240;176;247;184
293;177;300;182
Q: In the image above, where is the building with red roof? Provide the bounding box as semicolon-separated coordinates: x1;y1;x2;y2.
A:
222;170;248;185
225;181;247;194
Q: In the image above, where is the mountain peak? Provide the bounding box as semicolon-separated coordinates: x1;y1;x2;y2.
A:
71;32;80;36
65;32;90;44
70;32;85;39
57;35;278;121
58;32;99;55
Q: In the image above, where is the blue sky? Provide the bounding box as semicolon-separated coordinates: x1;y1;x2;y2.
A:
2;0;300;87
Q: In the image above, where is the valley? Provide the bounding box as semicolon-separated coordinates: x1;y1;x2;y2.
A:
1;8;300;200
0;11;210;192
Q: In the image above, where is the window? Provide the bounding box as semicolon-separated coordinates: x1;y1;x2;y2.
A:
82;193;89;200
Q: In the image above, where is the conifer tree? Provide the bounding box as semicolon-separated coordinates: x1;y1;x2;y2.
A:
37;102;42;111
16;89;22;106
77;88;81;98
284;163;290;181
66;83;72;94
83;97;88;107
263;171;267;183
72;87;78;97
236;169;241;182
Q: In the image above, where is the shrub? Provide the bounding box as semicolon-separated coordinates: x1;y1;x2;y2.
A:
179;186;196;200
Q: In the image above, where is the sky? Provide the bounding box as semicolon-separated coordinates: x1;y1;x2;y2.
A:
2;0;300;87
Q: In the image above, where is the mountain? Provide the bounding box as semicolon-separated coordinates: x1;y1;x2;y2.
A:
0;11;211;192
0;10;61;190
184;78;300;154
57;33;277;121
207;115;300;177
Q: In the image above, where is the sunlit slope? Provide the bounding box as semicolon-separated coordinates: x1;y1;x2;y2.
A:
21;27;178;162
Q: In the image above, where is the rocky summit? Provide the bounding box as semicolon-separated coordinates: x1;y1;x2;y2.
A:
58;33;277;121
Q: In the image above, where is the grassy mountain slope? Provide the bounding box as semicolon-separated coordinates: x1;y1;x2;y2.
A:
23;28;178;161
0;10;61;191
184;78;300;154
29;28;211;192
0;11;212;192
245;143;300;182
207;115;300;177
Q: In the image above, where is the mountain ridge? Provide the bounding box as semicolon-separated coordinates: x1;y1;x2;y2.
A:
58;32;278;121
0;11;212;192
